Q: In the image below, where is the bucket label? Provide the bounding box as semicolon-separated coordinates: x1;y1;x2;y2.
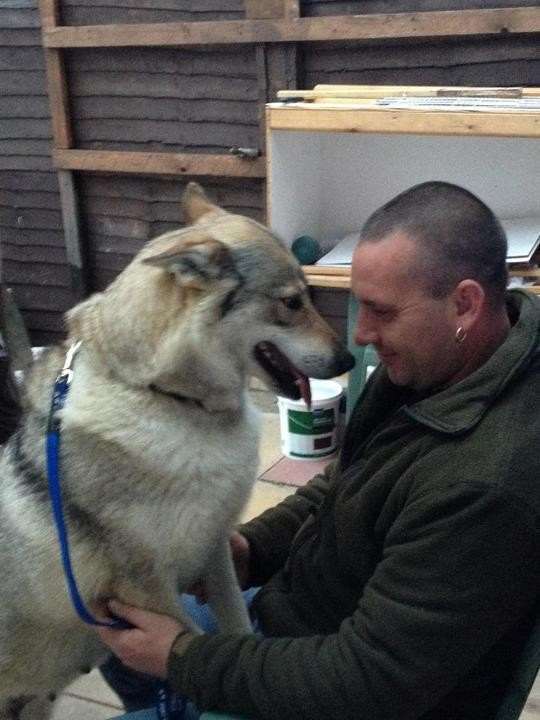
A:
288;408;335;435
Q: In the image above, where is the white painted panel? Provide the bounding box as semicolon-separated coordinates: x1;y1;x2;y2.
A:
269;130;540;248
268;131;323;246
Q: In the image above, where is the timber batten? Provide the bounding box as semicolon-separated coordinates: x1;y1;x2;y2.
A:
43;8;540;47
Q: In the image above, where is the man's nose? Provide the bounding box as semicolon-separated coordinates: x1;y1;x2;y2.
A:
354;313;377;347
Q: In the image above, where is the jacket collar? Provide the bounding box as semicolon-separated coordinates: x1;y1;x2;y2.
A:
402;290;540;435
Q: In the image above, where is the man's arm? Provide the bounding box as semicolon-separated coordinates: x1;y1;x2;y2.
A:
169;482;539;720
238;460;336;586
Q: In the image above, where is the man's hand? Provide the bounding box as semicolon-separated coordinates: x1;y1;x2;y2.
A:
96;600;188;679
189;531;251;604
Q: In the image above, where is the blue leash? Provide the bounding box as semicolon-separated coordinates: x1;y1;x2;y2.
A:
46;341;185;719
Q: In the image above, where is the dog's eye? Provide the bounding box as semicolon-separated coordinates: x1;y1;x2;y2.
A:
281;295;303;311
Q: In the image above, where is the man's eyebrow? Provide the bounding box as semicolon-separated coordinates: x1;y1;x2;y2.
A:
362;299;394;311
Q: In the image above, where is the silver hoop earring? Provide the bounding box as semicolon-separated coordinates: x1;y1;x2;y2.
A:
455;326;467;344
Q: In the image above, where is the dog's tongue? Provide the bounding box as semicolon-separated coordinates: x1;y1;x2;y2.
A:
295;374;312;408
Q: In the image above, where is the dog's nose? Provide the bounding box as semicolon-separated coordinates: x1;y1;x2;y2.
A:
333;347;356;375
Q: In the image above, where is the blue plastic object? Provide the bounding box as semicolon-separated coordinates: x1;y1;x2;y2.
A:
346;294;379;418
112;711;246;720
291;235;321;265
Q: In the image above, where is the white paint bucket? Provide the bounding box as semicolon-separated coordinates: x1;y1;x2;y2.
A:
277;379;344;460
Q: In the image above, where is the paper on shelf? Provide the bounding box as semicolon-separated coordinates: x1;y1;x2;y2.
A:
501;217;540;264
315;233;359;265
315;218;540;267
375;97;540;112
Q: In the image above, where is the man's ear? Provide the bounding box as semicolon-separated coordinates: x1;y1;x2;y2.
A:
181;182;226;224
453;279;485;330
142;237;239;289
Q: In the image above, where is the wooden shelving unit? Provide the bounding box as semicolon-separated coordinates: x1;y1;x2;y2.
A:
266;85;540;295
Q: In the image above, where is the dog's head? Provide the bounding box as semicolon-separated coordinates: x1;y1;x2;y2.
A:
68;183;354;411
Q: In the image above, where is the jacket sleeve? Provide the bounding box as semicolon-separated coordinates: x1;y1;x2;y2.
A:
238;460;336;587
169;482;539;720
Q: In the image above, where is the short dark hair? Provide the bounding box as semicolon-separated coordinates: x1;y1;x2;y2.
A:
359;182;508;307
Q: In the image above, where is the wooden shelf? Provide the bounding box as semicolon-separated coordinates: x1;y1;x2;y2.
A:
303;265;540;294
267;103;540;138
267;85;540;299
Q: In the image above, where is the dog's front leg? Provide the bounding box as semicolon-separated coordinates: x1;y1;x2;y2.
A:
204;538;252;634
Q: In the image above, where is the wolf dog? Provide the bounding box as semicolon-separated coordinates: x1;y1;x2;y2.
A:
0;182;354;718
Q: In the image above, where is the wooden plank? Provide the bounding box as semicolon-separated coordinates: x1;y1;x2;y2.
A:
39;0;72;148
305;277;540;292
57;170;88;300
304;266;540;290
245;0;300;20
251;0;300;214
267;106;540;138
43;7;540;48
255;45;269;153
41;47;72;148
39;2;87;302
284;0;300;19
54;149;267;177
278;85;540;101
245;0;284;19
38;0;59;30
314;84;540;99
306;274;351;289
303;265;350;275
246;0;300;155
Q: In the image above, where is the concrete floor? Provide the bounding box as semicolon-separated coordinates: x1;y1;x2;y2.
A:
50;408;539;719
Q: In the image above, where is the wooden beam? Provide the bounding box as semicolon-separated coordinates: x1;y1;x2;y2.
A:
247;0;300;153
278;85;540;101
57;171;88;300
53;149;267;178
284;0;301;20
255;46;269;151
245;0;285;19
43;7;540;48
245;0;300;20
267;106;540;138
39;0;72;148
303;267;540;291
39;1;88;302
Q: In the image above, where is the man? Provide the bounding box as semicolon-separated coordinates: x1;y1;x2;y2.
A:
98;182;539;720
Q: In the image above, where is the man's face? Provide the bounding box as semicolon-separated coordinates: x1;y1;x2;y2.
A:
352;232;461;391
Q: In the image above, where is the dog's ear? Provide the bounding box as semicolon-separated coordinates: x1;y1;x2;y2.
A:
65;293;103;340
143;237;239;289
181;182;225;224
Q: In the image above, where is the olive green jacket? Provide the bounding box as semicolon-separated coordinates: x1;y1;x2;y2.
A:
169;289;540;720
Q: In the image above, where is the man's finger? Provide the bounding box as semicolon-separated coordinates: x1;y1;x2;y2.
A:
108;599;149;628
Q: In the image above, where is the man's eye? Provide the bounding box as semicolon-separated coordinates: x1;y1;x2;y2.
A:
281;296;303;311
